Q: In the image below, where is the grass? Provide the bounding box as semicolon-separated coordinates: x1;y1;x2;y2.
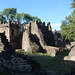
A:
16;51;75;72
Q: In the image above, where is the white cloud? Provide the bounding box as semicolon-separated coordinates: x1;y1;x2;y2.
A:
51;23;61;27
51;23;61;31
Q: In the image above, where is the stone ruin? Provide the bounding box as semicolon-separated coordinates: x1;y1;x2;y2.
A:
0;19;61;56
0;33;46;75
0;19;21;49
22;20;59;56
64;45;75;61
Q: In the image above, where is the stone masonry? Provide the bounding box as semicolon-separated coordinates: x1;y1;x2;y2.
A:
22;20;59;56
0;20;59;56
0;20;21;48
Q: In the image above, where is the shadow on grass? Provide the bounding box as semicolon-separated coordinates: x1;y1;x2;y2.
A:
16;51;75;72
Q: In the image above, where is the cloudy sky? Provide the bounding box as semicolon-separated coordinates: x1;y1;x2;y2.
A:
0;0;73;31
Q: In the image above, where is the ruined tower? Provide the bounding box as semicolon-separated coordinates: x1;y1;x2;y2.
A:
0;19;21;48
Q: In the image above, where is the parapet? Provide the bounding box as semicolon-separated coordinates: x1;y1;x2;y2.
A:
9;20;20;25
25;21;52;32
47;22;50;26
0;21;8;27
0;19;20;27
47;22;52;31
43;21;45;26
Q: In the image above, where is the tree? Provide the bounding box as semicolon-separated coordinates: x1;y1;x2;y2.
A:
22;13;33;23
1;8;17;20
0;8;41;24
0;12;6;23
61;8;75;42
71;0;75;8
15;13;22;22
32;16;41;21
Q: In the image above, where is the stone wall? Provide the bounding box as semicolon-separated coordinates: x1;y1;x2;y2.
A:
0;20;21;49
70;42;75;46
22;26;31;52
22;20;58;56
64;46;75;61
0;22;10;41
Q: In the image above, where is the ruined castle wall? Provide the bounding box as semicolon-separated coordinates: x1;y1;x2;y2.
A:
22;21;52;51
0;22;10;41
22;24;31;52
30;21;46;50
22;21;57;56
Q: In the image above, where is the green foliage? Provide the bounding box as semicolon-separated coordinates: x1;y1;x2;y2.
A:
0;8;41;24
1;8;17;20
71;0;75;8
0;15;6;23
61;1;75;42
32;16;41;21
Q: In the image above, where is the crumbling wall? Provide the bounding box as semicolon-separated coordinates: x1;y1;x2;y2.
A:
22;20;58;56
22;24;31;52
0;21;10;41
0;20;21;48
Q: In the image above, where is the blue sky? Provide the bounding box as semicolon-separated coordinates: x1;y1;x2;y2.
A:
0;0;73;31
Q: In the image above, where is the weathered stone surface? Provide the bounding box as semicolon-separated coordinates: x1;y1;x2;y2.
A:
0;56;32;73
64;46;75;61
45;46;58;56
0;53;47;75
22;28;31;53
69;46;75;56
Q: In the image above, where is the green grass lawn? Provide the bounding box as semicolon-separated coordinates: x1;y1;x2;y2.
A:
17;51;75;72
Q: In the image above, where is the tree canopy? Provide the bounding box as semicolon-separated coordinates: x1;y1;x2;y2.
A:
71;0;75;8
61;0;75;42
0;8;41;24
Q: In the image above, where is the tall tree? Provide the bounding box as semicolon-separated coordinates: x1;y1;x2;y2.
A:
2;8;17;20
71;0;75;8
0;8;41;24
61;1;75;42
0;12;6;23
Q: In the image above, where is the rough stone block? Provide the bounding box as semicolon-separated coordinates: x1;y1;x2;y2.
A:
64;46;75;61
45;46;58;56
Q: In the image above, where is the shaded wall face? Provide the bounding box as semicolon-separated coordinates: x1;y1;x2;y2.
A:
10;26;20;48
10;26;19;38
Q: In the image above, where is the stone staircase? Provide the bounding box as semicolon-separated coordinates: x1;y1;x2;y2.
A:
0;36;4;52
